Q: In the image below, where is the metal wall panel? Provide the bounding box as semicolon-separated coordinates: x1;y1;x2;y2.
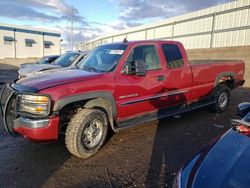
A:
81;0;250;50
154;25;172;39
246;29;250;45
127;31;146;40
113;35;126;42
146;29;155;39
102;37;113;44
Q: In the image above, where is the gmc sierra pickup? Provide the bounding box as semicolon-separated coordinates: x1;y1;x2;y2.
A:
0;40;245;158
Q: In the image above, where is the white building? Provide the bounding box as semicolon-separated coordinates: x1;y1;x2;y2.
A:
79;0;250;50
0;23;61;59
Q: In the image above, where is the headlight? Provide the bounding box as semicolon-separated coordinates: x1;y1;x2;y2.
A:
16;94;51;116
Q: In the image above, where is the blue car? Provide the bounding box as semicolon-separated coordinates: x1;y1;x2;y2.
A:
173;102;250;188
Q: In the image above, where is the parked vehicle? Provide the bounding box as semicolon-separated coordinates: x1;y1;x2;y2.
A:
173;102;250;188
0;40;245;158
18;51;87;78
19;55;59;69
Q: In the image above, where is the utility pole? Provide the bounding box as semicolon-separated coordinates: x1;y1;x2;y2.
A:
67;6;76;51
71;19;73;51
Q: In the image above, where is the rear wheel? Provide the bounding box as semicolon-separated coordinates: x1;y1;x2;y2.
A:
65;108;108;158
210;84;230;113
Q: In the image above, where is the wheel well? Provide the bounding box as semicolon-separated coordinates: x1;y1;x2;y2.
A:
58;98;116;133
217;75;234;89
58;99;88;133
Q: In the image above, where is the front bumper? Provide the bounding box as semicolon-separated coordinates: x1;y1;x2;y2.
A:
0;83;59;141
13;116;59;141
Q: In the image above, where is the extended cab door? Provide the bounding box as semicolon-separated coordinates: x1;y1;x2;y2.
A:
114;44;167;120
159;42;193;106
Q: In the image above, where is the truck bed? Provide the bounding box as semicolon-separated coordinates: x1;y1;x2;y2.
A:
189;59;245;100
190;59;238;65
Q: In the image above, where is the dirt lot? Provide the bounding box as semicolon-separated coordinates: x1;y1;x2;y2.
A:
0;62;249;188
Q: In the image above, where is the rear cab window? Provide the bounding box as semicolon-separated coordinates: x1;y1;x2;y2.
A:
162;44;184;69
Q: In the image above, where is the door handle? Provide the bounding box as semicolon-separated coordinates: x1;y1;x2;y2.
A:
157;75;165;81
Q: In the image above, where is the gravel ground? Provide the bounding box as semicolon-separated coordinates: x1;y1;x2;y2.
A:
0;65;249;188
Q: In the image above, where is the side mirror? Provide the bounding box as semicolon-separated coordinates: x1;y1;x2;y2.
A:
122;60;146;76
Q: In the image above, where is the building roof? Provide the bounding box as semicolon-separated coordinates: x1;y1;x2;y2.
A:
0;23;61;37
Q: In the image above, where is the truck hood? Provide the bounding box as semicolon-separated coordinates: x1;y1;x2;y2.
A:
17;68;101;91
184;129;250;188
18;64;62;77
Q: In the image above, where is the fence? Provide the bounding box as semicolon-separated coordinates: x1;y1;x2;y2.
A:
79;0;250;51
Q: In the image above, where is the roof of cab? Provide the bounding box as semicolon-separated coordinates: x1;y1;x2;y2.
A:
101;40;182;46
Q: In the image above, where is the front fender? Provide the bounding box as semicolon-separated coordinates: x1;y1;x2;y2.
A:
53;91;117;118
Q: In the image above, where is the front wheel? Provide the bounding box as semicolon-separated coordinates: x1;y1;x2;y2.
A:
210;84;230;113
65;108;108;158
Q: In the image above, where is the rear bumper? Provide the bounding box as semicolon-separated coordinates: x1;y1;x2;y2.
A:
13;116;59;142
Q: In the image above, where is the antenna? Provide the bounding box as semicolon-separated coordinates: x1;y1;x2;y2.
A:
123;38;128;43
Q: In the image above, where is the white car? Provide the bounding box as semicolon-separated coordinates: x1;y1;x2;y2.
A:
18;51;87;78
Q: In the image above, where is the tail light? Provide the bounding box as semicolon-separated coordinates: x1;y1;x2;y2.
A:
231;119;250;136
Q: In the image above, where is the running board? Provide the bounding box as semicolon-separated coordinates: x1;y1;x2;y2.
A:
115;99;216;131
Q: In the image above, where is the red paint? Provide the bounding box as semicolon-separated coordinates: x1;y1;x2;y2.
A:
237;125;250;136
13;116;59;141
14;40;245;141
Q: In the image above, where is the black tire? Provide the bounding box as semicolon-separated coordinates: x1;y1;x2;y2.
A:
65;108;108;158
210;84;230;113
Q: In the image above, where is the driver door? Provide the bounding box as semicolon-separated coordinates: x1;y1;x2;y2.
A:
114;44;166;121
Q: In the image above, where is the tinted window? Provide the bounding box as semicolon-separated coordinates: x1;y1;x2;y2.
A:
162;44;184;69
126;45;160;71
26;42;33;47
52;53;79;67
37;56;58;64
48;56;59;63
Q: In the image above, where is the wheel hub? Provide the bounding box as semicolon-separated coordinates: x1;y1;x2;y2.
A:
82;119;103;149
218;91;228;108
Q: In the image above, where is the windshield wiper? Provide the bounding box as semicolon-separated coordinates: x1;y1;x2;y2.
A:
82;65;104;73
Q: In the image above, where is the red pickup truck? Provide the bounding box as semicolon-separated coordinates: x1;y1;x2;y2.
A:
0;40;245;158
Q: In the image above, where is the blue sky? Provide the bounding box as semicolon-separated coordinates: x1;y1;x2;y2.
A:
0;0;233;49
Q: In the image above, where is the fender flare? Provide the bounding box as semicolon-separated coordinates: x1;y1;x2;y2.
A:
214;72;235;87
53;92;117;131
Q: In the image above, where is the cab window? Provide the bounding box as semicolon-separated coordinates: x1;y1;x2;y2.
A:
126;45;160;71
162;44;184;69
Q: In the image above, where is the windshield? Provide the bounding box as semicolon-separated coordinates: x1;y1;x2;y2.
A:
37;57;49;64
77;44;127;72
52;53;79;67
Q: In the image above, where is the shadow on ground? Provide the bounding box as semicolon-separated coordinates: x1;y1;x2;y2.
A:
0;63;19;84
145;87;250;187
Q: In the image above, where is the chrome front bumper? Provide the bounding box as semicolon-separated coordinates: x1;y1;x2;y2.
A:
14;117;49;129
